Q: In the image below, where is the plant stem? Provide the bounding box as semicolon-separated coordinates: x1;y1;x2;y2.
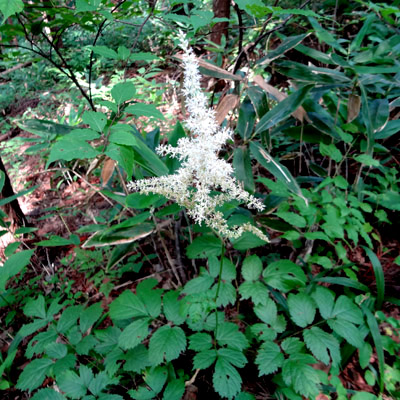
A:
214;239;225;338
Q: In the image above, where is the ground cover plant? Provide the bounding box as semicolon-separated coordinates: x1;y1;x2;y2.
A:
0;0;399;399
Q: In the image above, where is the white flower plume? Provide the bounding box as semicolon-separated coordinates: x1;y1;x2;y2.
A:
128;32;268;241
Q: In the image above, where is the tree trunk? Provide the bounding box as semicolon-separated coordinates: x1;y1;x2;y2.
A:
210;0;230;45
0;156;28;229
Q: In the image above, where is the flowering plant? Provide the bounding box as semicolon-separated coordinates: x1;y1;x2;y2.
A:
128;32;267;241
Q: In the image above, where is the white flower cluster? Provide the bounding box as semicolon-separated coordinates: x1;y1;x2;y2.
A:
128;32;268;241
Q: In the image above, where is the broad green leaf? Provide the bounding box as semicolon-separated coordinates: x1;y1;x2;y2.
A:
123;344;150;373
332;295;363;324
58;370;87;399
247;85;269;118
312;286;335;319
82;111;107;132
130;52;158;61
183;272;214;294
287;293;316;327
239;281;270;306
92;45;118;59
189;333;213;351
303;327;341;366
218;348;247;368
232;231;267;250
16;358;53;391
213;281;236;307
320;143;342;162
276;210;306;228
47;138;98;166
31;389;66;400
327;319;363;348
186;235;222;259
109;129;138;146
208;256;236;281
105;143;134;177
237;97;255;140
162;291;185;325
213;357;242;399
36;235;80;247
163;379;185;400
255;341;284;376
250;142;306;202
254;299;277;325
126;103;165;120
354;154;380;167
242;255;263;281
111;82;136;105
233;147;255;192
45;342;68;359
148;326;186;365
263;259;307;292
57;305;83;334
80;303;103;333
282;355;321;398
255;85;312;134
0;249;34;292
193;349;218;369
136;279;162;318
88;371;113;396
0;0;23;20
109;290;148;320
216;322;248;351
66;129;99;141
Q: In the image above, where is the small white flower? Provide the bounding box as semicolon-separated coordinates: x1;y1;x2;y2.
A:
128;32;268;242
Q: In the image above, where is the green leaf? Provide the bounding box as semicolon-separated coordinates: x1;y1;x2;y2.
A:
189;333;213;351
216;322;248;351
237;97;255;140
16;358;53;391
303;327;340;366
312;286;334;319
327;319;364;348
213;357;242;399
118;318;150;350
163;379;185;400
255;85;313;134
263;259;307;292
282;355;321;398
354;154;380;167
287;292;316;328
23;295;46;319
276;210;306;228
256;341;284;376
58;370;87;399
232;231;267;250
0;0;23;20
36;234;80;247
0;249;34;292
57;305;83;334
320;143;342;162
105;143;134;177
92;45;118;59
308;17;346;54
109;290;148;320
136;279;162;318
186;235;222;259
218;348;247;368
148;326;186;365
124;344;151;373
350;14;375;51
109;129;138;146
233;147;255;192
130;52;158;61
239;281;269;306
351;393;377;400
183;272;214;295
332;295;363;324
82;111;107;132
126;103;165;120
111;82;136;105
88;371;112;396
0;170;4;192
80;303;103;333
208;256;236;281
242;255;263;281
193;349;217;369
250;142;306;202
46;342;68;359
362;247;384;310
31;389;66;400
254;299;277;325
163;291;185;325
47;138;98;166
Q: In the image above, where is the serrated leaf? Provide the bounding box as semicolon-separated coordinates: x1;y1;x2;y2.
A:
109;290;147;320
282;355;321;398
109;130;138;146
287;293;316;328
118;318;150;350
242;255;263;281
163;378;185;400
193;349;217;369
218;348;247;368
183;273;214;294
92;45;118;59
57;305;83;334
163;291;185;325
332;295;363;324
263;260;307;292
111;82;136;105
312;286;335;319
136;279;162;318
239;281;269;306
45;342;68;359
281;337;305;354
255;341;284;376
23;295;46;319
82;111;107;132
327;319;364;348
186;235;222;259
216;322;248;351
124;344;151;373
58;370;87;399
303;327;341;366
213;281;236;307
148;326;186;365
0;249;34;292
253;298;278;325
16;358;53;391
105;143;134;177
208;256;236;281
80;303;103;333
213;358;242;399
189;333;213;351
88;371;112;396
47;138;98;166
